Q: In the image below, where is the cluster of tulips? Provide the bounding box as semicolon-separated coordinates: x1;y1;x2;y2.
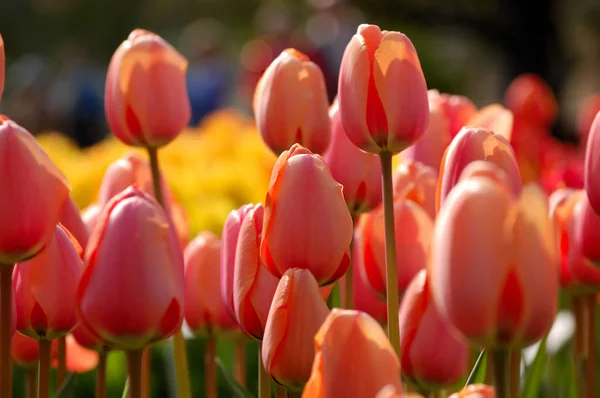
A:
1;20;600;398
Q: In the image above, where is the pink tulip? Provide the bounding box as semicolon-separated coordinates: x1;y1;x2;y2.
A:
575;192;600;284
437;93;477;138
0;34;4;100
393;160;437;219
81;204;102;235
584;111;600;215
59;197;89;249
504;74;557;127
466;104;514;141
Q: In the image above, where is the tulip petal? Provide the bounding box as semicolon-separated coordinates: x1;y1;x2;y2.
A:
467;104;514;142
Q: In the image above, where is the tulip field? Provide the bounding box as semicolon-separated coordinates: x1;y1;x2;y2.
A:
2;22;600;398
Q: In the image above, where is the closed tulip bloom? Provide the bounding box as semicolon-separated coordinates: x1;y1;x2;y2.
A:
52;335;99;374
105;29;190;148
303;309;402;398
253;49;330;155
72;323;104;352
577;94;600;145
358;199;433;299
0;34;4;100
430;177;558;347
81;204;102;234
584;111;600;214
575;193;600;274
393;160;437;219
466;104;514;141
60;196;89;249
338;24;429;154
438;93;477;138
11;333;39;367
14;224;83;340
458;161;514;194
233;205;279;340
78;187;184;350
0;116;71;264
262;269;329;391
184;232;238;337
323;101;382;214
399;270;469;390
449;385;496;398
504;74;557;127
261;144;353;285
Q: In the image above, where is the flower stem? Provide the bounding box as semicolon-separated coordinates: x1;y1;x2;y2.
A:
0;265;13;397
509;350;520;398
586;294;596;398
379;151;400;356
96;350;107;398
141;346;151;398
56;336;67;390
25;367;36;398
343;232;354;310
234;337;246;387
127;349;144;398
492;349;510;398
258;343;271;398
147;146;165;207
38;339;52;398
275;385;287;398
205;336;217;398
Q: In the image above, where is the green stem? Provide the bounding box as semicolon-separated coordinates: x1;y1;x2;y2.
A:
0;265;13;398
492;349;510;398
380;151;400;356
343;231;354;310
258;344;271;398
38;339;51;398
96;351;107;398
127;349;144;398
147;147;165;206
56;336;67;391
586;294;596;398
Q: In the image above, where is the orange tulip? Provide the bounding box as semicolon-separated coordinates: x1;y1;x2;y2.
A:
184;233;238;337
504;73;557;127
0;116;70;264
357;199;433;299
59;196;89;250
338;24;429;154
437;93;477;138
11;333;39;368
584;111;600;214
466;104;514;141
105;29;190;148
449;384;496;398
253;49;330;155
430;176;558;348
261;144;353;285
0;34;4;100
398;270;469;390
262;269;329;391
323;100;382;214
393;160;437;219
303;309;403;398
52;334;99;374
78;187;184;350
14;224;83;340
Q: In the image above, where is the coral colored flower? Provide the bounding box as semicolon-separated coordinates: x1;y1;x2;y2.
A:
78;187;184;350
458;161;514;192
430;178;558;348
262;269;329;391
393;160;437;219
504;74;557;127
574;193;600;284
323;101;382;214
81;204;102;235
261;144;353;286
0;116;71;264
0;34;4;100
60;197;89;249
105;29;190;148
449;384;496;398
357;199;433;299
438;93;477;138
52;335;99;374
584;111;600;214
72;323;104;352
184;232;238;337
399;270;469;390
302;309;402;398
338;24;429;154
466;104;514;141
253;49;330;155
14;224;83;340
11;333;39;368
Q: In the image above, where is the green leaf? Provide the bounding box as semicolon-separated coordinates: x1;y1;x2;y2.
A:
464;348;487;387
121;378;130;398
216;357;256;398
55;373;75;398
522;335;548;398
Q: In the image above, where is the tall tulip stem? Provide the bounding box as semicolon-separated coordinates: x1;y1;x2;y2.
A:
235;337;246;386
127;349;144;398
0;265;13;397
38;339;52;398
25;367;36;398
147;145;192;398
379;151;400;356
96;350;107;398
492;349;510;398
509;350;520;398
343;231;355;310
258;344;271;398
586;294;596;398
141;347;151;398
56;336;67;390
275;385;287;398
205;336;217;398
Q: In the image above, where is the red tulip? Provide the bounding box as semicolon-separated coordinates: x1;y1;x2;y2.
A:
105;29;190;148
0;34;4;100
253;49;330;155
184;233;238;337
71;323;104;352
81;204;101;234
59;197;89;249
577;94;600;146
575;192;600;283
466;104;514;141
78;187;184;350
323;101;382;214
504;74;557;127
261;144;353;286
584;111;600;215
338;24;429;154
52;335;99;374
11;333;39;368
0;116;71;264
437;93;477;138
393;160;437;219
262;269;329;391
449;385;496;398
14;224;83;340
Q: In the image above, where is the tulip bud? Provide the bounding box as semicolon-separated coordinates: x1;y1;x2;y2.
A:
338;24;429;154
574;192;600;283
14;224;83;340
105;29;190;148
449;384;496;398
253;49;330;155
233;205;279;340
504;74;557;127
11;333;39;368
52;335;99;374
466;105;514;142
357;198;433;299
458;161;514;191
0;116;71;264
261;144;353;286
399;270;469;390
303;309;403;398
59;197;89;249
430;177;558;348
393;160;437;219
584;111;600;215
323;101;382;214
262;269;329;391
184;232;238;337
0;34;4;100
78;187;184;350
437;93;477;138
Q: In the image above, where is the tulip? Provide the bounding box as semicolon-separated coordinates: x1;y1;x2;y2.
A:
458;160;515;192
0;116;71;264
449;385;496;398
437;93;477;138
575;192;600;274
398;270;469;390
77;187;184;350
338;24;429;154
504;73;557;127
466;104;514;141
401;90;452;171
52;335;99;374
11;333;39;368
262;269;329;391
261;144;353;286
105;29;190;148
0;34;4;100
13;224;83;340
430;176;558;348
584;111;600;215
184;232;238;337
302;309;403;398
323;101;382;214
72;323;104;352
59;197;89;249
253;49;330;155
577;94;600;146
393;160;437;219
233;204;279;340
438;127;522;209
357;198;433;299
